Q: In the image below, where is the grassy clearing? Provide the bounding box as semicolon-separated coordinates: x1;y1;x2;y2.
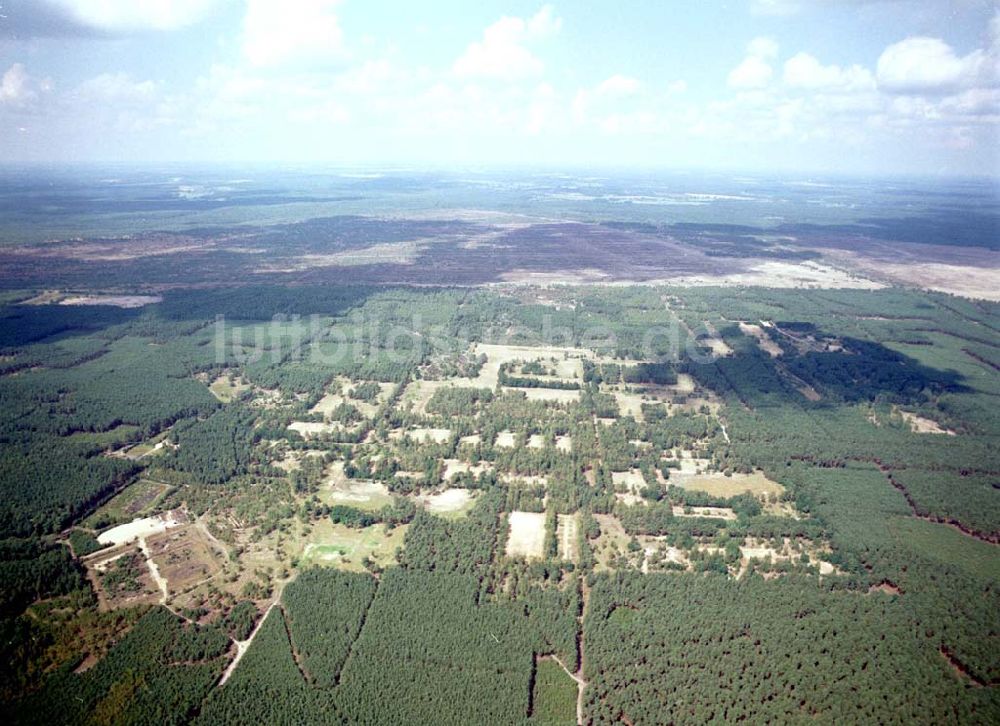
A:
674;470;784;498
209;374;250;403
416;488;478;519
495;430;517;448
65;424;141;447
324;470;394;512
592;514;630;572
888;517;1000;581
404;427;452;444
300;520;409;572
532;658;577;725
147;524;223;597
508;387;581;404
83;479;172;528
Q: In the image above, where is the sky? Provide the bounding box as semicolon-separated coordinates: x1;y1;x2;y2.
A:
0;0;997;176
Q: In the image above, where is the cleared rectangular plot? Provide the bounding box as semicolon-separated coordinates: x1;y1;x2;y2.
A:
557;513;578;562
506;511;547;559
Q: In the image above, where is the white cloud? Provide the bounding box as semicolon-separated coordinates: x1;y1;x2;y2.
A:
728;56;773;89
527;5;562;36
747;36;779;60
0;63;50;107
75;73;158;103
727;37;779;90
783;53;875;92
876;36;993;95
750;0;800;16
453;6;561;81
0;64;32;105
47;0;226;32
596;74;641;96
667;80;688;93
242;0;346;68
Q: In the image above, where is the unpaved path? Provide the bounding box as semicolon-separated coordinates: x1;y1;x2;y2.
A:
218;600;279;686
137;537;168;603
551;654;587;725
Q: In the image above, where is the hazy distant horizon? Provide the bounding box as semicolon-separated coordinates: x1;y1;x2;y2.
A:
1;1;998;176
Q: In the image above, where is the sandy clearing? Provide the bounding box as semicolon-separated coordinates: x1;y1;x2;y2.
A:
328;479;392;509
288;421;345;438
739;322;783;357
673;373;696;394
97;513;182;547
614;392;646;421
504;387;581;403
137;537;169;603
899;410;956;435
59;294;162;308
399;379;454;415
405;427;452;444
676;457;713;475
495;430;517;448
612;469;646;493
674;470;784;498
672;505;737;520
557;514;578;562
506;511;547;559
669;260;885;291
527;434;546;449
468;343;595;388
555;435;572;453
418;488;477;514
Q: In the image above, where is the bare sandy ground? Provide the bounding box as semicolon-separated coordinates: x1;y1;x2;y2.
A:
899;410;956;435
654;260;884;291
418;488;477;514
506;511;547;559
97;512;182;547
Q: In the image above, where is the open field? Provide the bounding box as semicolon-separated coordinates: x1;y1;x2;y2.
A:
495;430;517;448
415;488;478;518
288;420;355;438
83;479;171;528
208;374;250;402
556;514;578;562
325;473;393;512
506;511;547;559
673;471;784;498
403;427;452;444
300;520;409;571
898;410;955;435
673;505;737;520
739;322;783;357
146;524;223;598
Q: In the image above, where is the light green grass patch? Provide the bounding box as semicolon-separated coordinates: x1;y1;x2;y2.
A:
888;516;1000;582
83;479;172;528
532;659;577;724
300;520;409;572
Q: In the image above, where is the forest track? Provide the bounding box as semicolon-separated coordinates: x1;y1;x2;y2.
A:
217;599;279;686
551;654;587;725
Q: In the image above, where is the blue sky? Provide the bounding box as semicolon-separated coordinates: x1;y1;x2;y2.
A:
0;0;997;175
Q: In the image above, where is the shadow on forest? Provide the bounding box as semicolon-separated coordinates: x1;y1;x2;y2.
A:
691;323;971;407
